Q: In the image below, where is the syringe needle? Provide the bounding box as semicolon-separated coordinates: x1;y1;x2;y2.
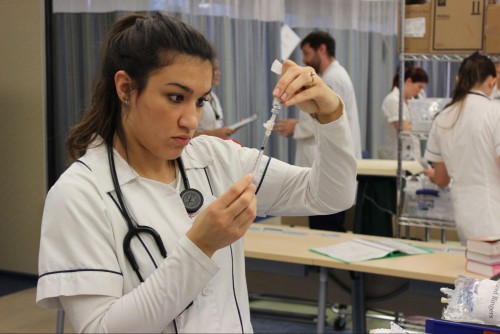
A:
252;99;282;183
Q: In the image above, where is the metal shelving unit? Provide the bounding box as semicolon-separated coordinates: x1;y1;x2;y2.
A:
403;53;500;63
395;2;459;242
396;1;499;242
395;2;500;242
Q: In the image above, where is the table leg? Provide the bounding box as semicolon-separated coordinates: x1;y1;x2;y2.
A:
316;267;328;333
56;309;65;334
351;271;366;333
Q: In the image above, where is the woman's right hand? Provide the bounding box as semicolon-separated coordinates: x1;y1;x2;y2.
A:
186;174;256;257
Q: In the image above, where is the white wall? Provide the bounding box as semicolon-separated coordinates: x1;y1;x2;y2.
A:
0;0;46;274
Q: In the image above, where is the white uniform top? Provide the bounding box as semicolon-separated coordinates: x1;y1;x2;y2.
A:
198;92;224;131
322;61;362;159
424;92;500;243
492;86;500;104
37;112;356;333
380;87;415;160
293;111;316;167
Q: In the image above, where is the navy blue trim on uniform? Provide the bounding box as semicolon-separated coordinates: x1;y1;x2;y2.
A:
230;245;244;333
75;159;91;171
203;167;214;195
425;148;441;156
38;268;122;279
468;91;489;100
255;157;272;195
107;192;159;269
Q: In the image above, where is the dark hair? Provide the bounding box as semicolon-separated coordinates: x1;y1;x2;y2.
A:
300;31;336;58
446;52;496;108
66;12;217;162
392;65;428;89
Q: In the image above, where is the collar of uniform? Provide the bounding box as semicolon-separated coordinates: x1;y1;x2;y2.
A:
469;89;489;99
81;136;214;192
80;137;139;193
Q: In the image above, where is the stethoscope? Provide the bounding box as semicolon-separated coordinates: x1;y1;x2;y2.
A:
107;144;244;333
106;144;204;282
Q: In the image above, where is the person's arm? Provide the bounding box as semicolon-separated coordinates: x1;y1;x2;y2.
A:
254;60;357;216
50;173;256;333
59;235;217;333
383;90;411;131
392;120;412;131
423;116;449;187
424;162;450;188
274;118;298;137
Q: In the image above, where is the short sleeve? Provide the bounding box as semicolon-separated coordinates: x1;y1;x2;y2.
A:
424;121;443;163
37;167;123;309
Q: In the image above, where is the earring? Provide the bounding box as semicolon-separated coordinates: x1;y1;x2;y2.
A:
123;99;129;105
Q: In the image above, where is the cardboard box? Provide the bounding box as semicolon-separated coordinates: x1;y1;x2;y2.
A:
400;2;433;53
432;0;486;53
485;4;500;54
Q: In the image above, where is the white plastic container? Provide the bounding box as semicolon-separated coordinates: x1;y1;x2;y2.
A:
404;175;454;221
408;98;450;132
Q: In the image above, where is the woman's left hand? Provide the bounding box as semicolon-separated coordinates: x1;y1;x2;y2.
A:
272;60;343;124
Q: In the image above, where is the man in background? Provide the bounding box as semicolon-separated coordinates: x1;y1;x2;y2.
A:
276;30;361;232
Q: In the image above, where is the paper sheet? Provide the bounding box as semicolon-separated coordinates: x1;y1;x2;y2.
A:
228;114;258;130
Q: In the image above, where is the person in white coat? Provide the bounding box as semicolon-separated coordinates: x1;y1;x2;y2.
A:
491;62;500;103
424;52;500;245
379;66;428;160
36;13;357;333
275;31;359;232
196;58;235;139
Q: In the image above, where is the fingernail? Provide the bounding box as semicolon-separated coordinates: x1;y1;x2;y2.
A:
281;93;288;101
273;88;280;96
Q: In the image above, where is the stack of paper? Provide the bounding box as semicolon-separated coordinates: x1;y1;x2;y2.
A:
310;238;430;263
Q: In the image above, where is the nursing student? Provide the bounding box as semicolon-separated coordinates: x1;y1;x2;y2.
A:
379;66;428;160
424;52;500;245
36;13;357;333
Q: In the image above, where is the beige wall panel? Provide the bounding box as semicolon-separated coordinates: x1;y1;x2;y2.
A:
0;0;46;274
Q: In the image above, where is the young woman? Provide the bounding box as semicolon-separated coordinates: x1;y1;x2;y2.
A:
424;52;500;244
379;66;428;160
36;13;357;333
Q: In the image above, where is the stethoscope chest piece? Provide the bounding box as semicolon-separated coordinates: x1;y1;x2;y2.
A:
180;188;204;214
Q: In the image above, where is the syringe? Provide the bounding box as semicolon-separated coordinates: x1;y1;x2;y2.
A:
252;59;283;186
252;98;282;181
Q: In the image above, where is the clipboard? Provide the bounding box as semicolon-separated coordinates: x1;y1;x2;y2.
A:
228;114;258;130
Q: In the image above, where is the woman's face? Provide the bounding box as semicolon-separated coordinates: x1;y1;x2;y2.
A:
123;55;213;162
405;78;427;99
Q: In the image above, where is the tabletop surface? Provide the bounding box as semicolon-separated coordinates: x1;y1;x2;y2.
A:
356;159;424;177
244;223;485;284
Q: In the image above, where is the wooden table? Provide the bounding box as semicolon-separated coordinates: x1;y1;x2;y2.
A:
244;223;484;333
356;159;423;177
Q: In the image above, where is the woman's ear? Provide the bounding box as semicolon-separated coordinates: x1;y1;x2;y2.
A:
115;70;132;104
489;76;497;90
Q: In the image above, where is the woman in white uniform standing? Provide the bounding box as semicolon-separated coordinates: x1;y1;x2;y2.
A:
424;52;500;245
36;13;357;333
379;66;428;160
